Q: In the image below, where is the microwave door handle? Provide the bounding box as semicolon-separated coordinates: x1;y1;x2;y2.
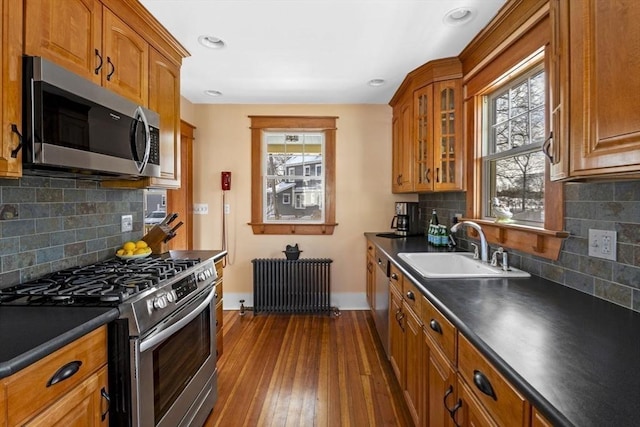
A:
132;106;151;173
139;286;216;352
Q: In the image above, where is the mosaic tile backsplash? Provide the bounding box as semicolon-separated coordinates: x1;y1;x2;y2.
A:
0;176;144;287
419;181;640;312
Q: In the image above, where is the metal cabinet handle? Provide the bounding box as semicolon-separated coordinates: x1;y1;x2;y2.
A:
390;273;398;281
444;385;462;426
107;57;115;81
101;387;110;421
396;174;402;185
47;360;82;387
450;399;462;427
406;291;415;301
429;319;443;334
425;168;431;183
473;370;497;400
542;131;554;162
95;49;103;74
436;167;440;183
10;124;23;158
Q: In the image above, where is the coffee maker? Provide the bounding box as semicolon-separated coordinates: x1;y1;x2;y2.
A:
390;202;421;236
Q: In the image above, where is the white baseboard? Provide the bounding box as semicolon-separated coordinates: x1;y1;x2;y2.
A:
223;292;369;311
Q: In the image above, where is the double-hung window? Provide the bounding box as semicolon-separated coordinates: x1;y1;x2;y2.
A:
482;63;546;225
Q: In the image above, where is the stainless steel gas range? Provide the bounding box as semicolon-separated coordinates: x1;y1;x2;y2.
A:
0;256;219;427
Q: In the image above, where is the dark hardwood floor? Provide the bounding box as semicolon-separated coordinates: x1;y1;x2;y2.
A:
205;310;413;427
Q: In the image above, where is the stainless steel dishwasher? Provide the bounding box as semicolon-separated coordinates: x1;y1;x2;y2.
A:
374;249;390;357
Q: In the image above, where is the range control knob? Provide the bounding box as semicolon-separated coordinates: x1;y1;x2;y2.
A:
152;294;168;310
166;290;177;303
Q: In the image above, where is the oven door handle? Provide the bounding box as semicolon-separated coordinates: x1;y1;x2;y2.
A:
139;286;216;352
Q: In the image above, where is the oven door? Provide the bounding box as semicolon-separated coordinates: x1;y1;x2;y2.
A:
132;284;217;427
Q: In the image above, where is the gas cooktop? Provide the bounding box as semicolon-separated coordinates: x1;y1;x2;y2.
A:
0;257;201;306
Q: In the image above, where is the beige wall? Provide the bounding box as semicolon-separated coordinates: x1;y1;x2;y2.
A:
187;103;417;309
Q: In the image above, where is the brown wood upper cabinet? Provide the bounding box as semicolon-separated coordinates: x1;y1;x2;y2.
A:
390;58;464;193
25;0;149;105
549;0;640;180
0;0;23;178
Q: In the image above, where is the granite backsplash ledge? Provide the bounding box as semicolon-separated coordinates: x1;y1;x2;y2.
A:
419;181;640;313
0;176;144;287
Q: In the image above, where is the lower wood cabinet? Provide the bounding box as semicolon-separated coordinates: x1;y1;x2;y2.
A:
456;377;498;427
424;331;457;427
2;326;109;426
531;408;553;427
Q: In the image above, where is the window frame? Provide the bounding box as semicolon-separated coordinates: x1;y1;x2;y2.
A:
462;19;568;261
249;115;338;235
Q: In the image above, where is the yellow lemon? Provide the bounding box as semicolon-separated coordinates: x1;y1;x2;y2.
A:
133;248;148;255
116;249;125;255
126;250;134;256
123;241;136;251
135;240;148;249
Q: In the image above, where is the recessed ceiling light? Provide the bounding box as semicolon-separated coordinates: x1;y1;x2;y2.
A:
205;90;223;97
443;7;475;26
368;79;385;87
198;35;226;49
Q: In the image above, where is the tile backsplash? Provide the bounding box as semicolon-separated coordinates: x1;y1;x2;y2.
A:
419;181;640;313
0;176;144;287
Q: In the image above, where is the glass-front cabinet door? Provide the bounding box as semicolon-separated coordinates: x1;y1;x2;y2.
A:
433;79;464;191
414;84;434;191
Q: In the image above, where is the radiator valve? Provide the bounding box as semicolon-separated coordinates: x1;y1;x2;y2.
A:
239;299;246;316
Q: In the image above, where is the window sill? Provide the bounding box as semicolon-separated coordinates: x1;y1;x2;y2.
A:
460;218;569;260
249;222;338;235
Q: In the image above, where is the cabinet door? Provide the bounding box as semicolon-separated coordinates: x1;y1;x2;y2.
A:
388;286;404;383
547;0;570;180
24;366;109;427
425;332;457;427
148;48;181;187
457;378;498;427
0;0;23;178
414;84;434;191
392;94;414;193
568;0;640;176
404;303;422;427
24;0;102;85
102;9;148;105
433;80;464;191
532;408;553;427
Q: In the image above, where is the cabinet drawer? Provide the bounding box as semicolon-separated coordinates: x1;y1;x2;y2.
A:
402;279;422;321
6;326;107;426
422;295;456;363
458;333;529;427
215;281;223;306
389;263;403;294
215;260;224;280
366;240;375;257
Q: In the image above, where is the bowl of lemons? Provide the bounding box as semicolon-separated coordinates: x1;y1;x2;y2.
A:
116;240;152;259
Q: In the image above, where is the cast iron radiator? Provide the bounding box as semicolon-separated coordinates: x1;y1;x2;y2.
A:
251;258;333;314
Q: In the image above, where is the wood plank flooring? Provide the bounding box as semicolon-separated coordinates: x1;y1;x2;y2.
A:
205;310;413;427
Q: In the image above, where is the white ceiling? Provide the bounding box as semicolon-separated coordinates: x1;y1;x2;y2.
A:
140;0;508;104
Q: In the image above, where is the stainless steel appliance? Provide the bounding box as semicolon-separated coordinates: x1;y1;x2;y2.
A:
0;256;218;427
374;249;390;357
390;202;421;236
22;56;161;180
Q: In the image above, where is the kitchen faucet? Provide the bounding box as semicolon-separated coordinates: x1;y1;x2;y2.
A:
450;221;489;263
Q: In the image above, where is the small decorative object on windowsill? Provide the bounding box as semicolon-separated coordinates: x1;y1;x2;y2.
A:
283;244;302;260
492;198;513;223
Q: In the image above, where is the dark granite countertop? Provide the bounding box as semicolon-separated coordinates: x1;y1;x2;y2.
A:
0;306;119;379
0;249;226;380
366;233;640;427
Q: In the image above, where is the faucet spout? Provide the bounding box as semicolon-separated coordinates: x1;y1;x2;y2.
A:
450;221;489;263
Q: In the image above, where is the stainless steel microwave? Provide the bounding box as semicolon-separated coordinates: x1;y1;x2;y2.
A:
22;56;161;180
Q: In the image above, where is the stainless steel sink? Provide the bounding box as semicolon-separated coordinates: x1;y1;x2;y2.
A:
397;252;530;279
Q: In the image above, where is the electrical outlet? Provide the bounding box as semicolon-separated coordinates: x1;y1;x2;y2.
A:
193;203;208;215
121;215;133;232
588;229;617;261
224;204;230;215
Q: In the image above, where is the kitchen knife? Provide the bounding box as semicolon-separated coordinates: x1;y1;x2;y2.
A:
158;213;174;227
163;221;184;243
165;213;179;225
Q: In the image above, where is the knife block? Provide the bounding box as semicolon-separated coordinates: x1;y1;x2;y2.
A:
142;225;171;254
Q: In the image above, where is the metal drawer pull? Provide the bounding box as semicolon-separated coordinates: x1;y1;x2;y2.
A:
406;291;415;301
473;370;497;400
46;360;82;387
107;57;115;81
94;48;103;74
429;319;443;334
391;273;398;280
444;385;462;427
101;387;110;421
